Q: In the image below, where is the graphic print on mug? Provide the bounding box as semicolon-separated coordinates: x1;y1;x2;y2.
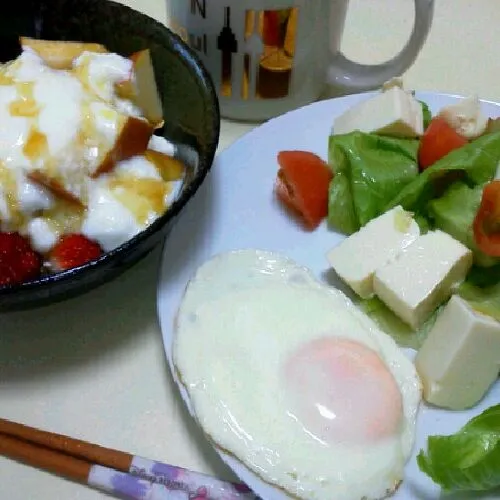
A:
167;0;434;121
242;9;298;100
171;3;299;101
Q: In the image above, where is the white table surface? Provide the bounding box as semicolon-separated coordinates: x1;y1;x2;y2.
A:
2;0;500;498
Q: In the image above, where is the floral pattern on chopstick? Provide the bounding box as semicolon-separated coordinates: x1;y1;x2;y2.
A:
88;458;260;500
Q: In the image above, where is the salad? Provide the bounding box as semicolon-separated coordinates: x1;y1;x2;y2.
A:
274;81;500;495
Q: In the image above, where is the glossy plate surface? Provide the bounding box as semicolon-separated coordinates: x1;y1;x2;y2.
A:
158;92;500;500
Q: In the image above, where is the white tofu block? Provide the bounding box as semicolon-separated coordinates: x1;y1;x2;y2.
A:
373;230;473;329
327;206;420;298
333;86;424;138
415;295;500;410
439;96;488;139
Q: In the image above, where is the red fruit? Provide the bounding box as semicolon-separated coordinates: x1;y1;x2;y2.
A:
473;180;500;257
0;232;42;286
50;234;102;271
275;150;333;230
418;117;468;170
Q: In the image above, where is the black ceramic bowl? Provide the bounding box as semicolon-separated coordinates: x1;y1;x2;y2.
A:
0;0;220;311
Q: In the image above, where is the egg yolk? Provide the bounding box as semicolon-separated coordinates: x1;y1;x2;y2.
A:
283;337;403;445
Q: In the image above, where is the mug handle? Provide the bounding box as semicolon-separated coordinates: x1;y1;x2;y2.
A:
327;0;435;92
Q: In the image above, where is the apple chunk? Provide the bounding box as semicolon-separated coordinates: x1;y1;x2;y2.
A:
28;112;154;206
27;171;83;206
96;116;154;177
20;37;108;70
115;49;164;127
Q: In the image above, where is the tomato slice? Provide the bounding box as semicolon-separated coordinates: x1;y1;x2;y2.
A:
473;180;500;256
275;150;333;230
418;116;468;170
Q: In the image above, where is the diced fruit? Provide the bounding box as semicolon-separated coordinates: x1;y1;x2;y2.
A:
20;37;108;70
418;117;468;170
0;232;41;286
28;114;154;205
115;49;164;127
50;234;102;271
96;116;154;177
275;150;333;230
145;149;184;181
27;171;83;206
473;180;500;257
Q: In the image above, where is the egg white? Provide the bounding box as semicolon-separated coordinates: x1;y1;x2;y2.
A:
173;249;421;500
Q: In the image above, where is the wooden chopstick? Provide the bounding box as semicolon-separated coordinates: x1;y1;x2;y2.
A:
0;417;132;472
0;432;90;484
0;417;258;499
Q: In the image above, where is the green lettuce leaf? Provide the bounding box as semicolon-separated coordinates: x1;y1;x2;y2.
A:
327;172;359;234
419;100;432;129
387;131;500;213
457;280;500;322
328;132;419;234
428;181;499;267
359;297;440;349
466;264;500;287
418;405;500;493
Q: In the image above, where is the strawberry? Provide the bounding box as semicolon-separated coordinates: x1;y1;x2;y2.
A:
50;234;102;271
0;232;42;286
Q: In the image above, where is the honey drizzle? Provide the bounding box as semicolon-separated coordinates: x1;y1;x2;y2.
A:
108;174;167;225
0;73;14;86
43;198;85;235
9;82;40;117
23;127;49;162
0;61;16;86
0;162;23;228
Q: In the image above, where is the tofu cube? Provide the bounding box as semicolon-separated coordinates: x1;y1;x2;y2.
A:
373;230;473;329
333;86;424;138
415;295;500;410
327;206;420;298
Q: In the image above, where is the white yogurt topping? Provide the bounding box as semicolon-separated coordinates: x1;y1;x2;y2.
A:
16;171;54;214
0;187;10;228
0;47;179;257
35;71;84;157
27;217;58;253
148;134;175;156
115;155;161;179
74;51;132;104
81;179;142;252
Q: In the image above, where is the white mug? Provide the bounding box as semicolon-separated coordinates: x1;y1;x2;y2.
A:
166;0;435;121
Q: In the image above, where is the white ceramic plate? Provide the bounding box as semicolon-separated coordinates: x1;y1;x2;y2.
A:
157;92;500;500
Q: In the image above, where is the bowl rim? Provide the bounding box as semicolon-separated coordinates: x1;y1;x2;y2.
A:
0;0;221;299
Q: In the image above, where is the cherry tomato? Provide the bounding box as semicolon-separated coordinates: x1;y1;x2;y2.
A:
473;180;500;256
418;117;468;170
275;150;333;230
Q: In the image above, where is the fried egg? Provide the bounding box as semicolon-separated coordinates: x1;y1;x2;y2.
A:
173;250;421;500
